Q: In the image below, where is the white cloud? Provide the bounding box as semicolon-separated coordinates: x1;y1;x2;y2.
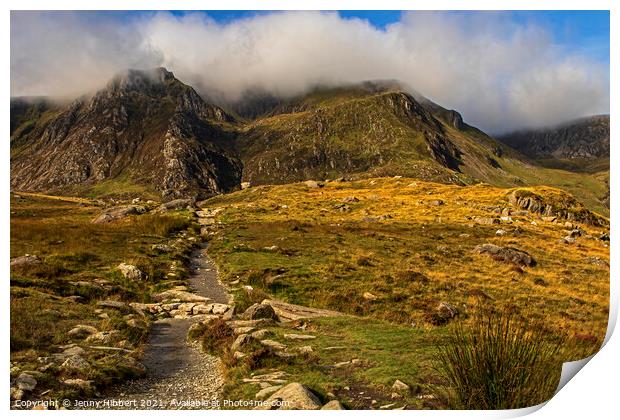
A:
10;11;609;133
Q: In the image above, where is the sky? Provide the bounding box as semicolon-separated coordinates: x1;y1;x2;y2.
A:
10;10;610;133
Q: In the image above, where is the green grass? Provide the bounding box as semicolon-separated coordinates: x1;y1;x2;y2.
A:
200;177;609;409
204;315;450;409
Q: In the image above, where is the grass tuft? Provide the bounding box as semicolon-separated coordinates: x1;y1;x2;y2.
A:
436;309;562;409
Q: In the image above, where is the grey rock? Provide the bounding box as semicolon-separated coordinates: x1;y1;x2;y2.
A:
322;400;345;410
156;198;194;213
473;243;536;267
255;382;321;410
16;373;37;391
242;303;278;321
10;254;41;268
392;379;410;393
117;263;144;281
92;205;146;224
61;355;90;372
255;385;283;400
67;325;98;338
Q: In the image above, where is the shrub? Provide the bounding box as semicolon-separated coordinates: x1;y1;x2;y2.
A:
436;310;562;409
201;318;235;354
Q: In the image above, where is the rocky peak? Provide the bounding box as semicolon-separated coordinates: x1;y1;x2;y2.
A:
105;67;176;94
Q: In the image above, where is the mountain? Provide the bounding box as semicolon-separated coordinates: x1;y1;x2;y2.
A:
10;68;242;199
10;69;610;215
498;116;609;164
234;81;519;186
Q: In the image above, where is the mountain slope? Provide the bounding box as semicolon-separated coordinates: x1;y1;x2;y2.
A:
10;68;242;199
235;83;516;186
10;71;609;215
498;116;609;164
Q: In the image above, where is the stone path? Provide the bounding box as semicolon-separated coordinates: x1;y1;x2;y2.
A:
95;244;229;410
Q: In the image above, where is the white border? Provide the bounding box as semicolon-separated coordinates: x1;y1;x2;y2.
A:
3;1;616;419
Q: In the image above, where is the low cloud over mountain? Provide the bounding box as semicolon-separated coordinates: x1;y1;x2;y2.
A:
11;11;609;133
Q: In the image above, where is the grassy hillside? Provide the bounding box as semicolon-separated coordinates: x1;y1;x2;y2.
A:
10;193;198;399
200;177;609;407
236;86;609;216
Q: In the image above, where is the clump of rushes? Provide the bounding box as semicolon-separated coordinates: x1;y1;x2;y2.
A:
436;309;562;409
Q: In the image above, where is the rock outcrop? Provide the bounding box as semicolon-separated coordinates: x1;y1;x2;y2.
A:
473;243;536;267
10;68;242;199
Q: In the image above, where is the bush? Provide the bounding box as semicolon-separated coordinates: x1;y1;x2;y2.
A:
201;318;235;354
436;310;562;409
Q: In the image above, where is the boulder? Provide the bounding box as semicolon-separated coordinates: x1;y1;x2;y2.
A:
16;373;37;391
92;205;145;223
242;303;278;321
303;180;323;189
322;400;345;410
473;217;500;225
117;263;144;281
261;299;341;321
251;329;271;340
97;300;129;310
62;345;86;357
362;292;378;301
295;346;314;355
84;330;121;345
63;379;93;390
241;182;251;190
10;254;41;268
436;302;459;322
256;382;322;410
151;244;172;253
392;379;410;393
231;334;251;352
473;244;536;267
255;385;283;400
67;325;98;338
211;303;229;315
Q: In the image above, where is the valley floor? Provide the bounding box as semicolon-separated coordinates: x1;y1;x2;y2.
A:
9;176;610;409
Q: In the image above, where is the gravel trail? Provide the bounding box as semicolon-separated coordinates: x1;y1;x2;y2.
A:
95;244;229;410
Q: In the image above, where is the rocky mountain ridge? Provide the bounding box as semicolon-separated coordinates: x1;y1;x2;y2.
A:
10;68;610;214
499;115;609;160
11;68;242;199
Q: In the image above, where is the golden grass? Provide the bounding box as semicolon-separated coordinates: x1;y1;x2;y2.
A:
204;177;610;357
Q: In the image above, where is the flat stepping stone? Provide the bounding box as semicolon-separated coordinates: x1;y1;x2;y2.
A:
283;333;316;340
261;299;342;321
